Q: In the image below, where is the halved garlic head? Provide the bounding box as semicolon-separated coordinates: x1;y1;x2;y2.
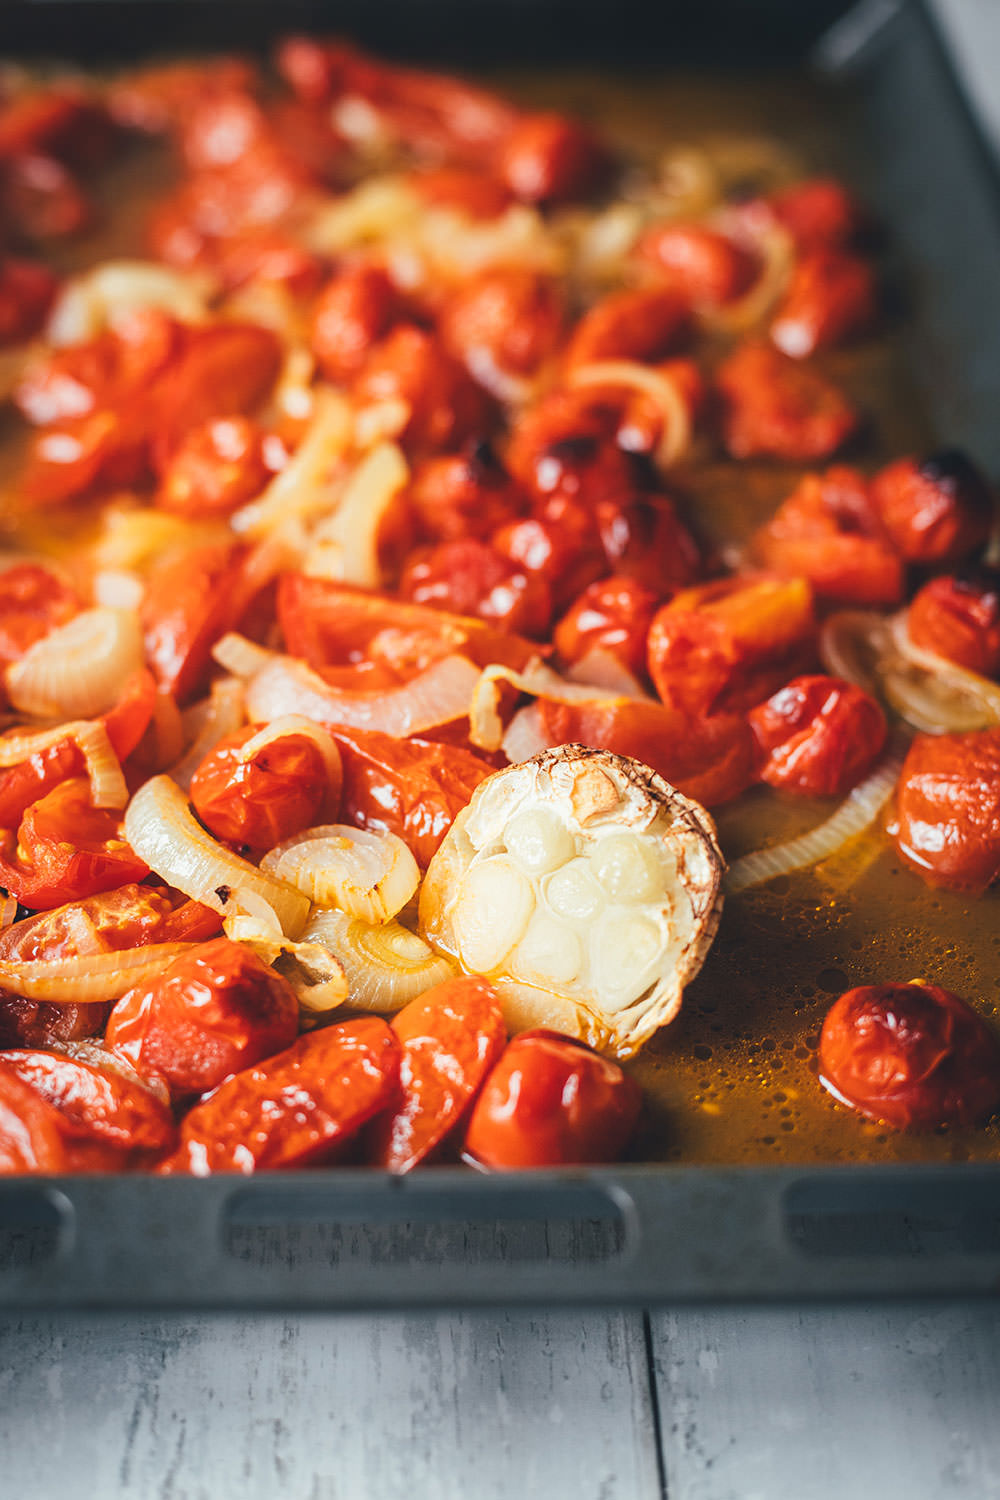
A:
261;824;419;924
418;745;724;1057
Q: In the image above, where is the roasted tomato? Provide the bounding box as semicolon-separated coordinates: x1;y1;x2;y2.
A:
463;1030;642;1168
716;342;859;462
150;321;282;465
534;697;757;807
0;778;148;911
155;416;270;517
0;87;115;169
106;936;300;1098
190;722;336;851
335;726;493;867
160;1017;401;1174
407;444;524;543
615;357;706;458
498;113;607;204
890;728;1000;892
492;503;607;614
647;574;816;717
310;262;402;383
752;466;903;607
906;568;1000;677
768;176;864;252
819;983;1000;1130
595;492;701;594
399;538;552;638
369;975;507;1172
354;325;492;454
0;1064;75;1172
408;165;512;219
0;257;58;346
869;451;994;566
637;222;758;307
770;250;876;359
142;541;270;702
506;391;639;509
438;268;563;384
748;674;887;797
0;1048;176;1168
0;563;80;667
554;575;661;681
564;285;690;369
13;306;180;426
0;883;220;1050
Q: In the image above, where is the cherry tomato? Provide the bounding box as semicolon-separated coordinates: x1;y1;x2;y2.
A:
334;726;494;867
407;444;524;544
369;975;507;1172
0;257;58;346
615;357;707;457
277;573;536;676
535;697;758;807
190;722;335;851
109;58;259;133
595;493;701;594
408;165;512;219
1;152;93;242
463;1030;641;1168
498;113;607;204
354;325;492;455
752;466;904;607
0;563;80;666
142;541;270;702
637;223;757;307
399;539;552;638
819;983;1000;1130
150;321;282;465
716;342;859;462
554;575;661;681
155;416;270;517
505;390;638;508
0;1048;176;1164
906;568;1000;677
492;505;607;615
870;451;994;566
770;250;876;359
0;87;115;169
310;262;401;384
14;306;180;426
106;936;300;1098
748;674;887;797
0;777;148;910
159;1016;401;1174
0;883;220;1050
178;87;270;172
768;177;864;252
647;574;817;717
565;285;690;369
439;268;563;382
0;1063;74;1172
187;228;326;297
890;728;1000;892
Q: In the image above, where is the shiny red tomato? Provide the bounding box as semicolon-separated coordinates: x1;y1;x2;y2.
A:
565;285;690;369
0;1048;176;1165
438;267;563;381
647;574;817;718
819;983;1000;1130
749;674;887;797
753;466;904;607
399;538;552;638
770;250;876;359
498;113;607;204
353;325;492;455
0;562;80;666
335;725;493;867
492;505;607;615
906;569;1000;677
310;262;401;384
870;451;994;566
0;257;58;346
0;777;148;910
463;1030;642;1168
150;321;282;465
637;222;757;306
768;177;864;251
142;541;270;702
595;493;701;594
160;1017;401;1174
155;416;270;516
717;342;858;462
369;975;507;1172
554;575;661;681
408;165;512;219
890;728;1000;892
14;306;180;426
106;936;300;1098
407;445;524;544
0;1062;75;1172
505;390;638;509
189;722;335;851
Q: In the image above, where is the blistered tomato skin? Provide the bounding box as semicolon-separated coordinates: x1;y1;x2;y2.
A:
105;936;300;1098
499;114;607;204
717;342;859;463
637;223;757;307
891;728;1000;892
749;674;887;798
155;416;270;517
770;250;876;359
463;1030;642;1168
554;575;661;680
353;325;492;455
565;286;690;369
870;451;994;566
906;569;1000;677
0;777;149;911
311;262;401;384
819;984;1000;1130
190;723;334;852
439;267;564;381
0;1048;177;1163
407;444;523;544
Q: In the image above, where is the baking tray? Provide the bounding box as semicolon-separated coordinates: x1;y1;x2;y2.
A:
1;0;1000;1307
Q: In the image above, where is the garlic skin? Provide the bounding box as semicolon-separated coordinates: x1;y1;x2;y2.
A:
418;745;725;1058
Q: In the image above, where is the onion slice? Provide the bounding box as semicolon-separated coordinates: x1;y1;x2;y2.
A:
700;220;794;334
124;774;310;937
230;388;353;539
0;943;200;1003
306;440;409;588
243;651;481;738
6;607;144;719
222;896;348;1014
303;906;455;1013
568;359;691;469
469;659;622;752
261;824;419;924
169;676;246;792
46;261;216;345
0;720;127;809
725;739;907;894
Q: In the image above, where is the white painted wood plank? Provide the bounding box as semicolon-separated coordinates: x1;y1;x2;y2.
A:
0;1310;662;1500
649;1302;1000;1500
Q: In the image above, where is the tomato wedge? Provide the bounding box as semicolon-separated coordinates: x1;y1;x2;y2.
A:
0;777;148;910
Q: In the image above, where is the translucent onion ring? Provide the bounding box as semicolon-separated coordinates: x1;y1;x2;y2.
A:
568;359;691;470
0;943;200;1003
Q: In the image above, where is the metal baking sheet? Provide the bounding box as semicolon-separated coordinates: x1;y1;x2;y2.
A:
1;0;999;1306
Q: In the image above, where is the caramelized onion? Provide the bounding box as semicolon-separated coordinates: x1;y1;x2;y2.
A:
303;906;455;1012
46;261;216;345
262;824;419;924
568;359;691;469
243;651;481;738
306;440;409;588
6;607;144;719
470;660;621;752
0;943;199;1003
700;220;794;335
169;677;246;792
231;388;352;539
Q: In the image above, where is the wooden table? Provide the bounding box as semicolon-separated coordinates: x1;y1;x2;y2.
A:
4;3;1000;1495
